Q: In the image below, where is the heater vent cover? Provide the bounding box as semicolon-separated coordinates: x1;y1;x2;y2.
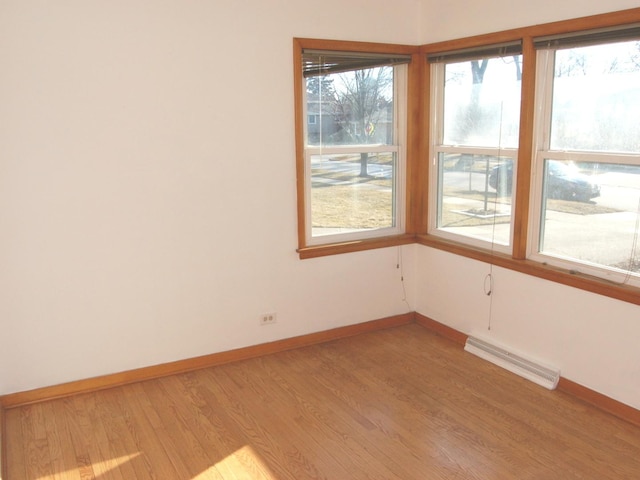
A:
464;336;560;390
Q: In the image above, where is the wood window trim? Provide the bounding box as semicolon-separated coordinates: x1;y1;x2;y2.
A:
293;38;422;258
416;234;640;307
419;6;640;306
293;8;640;306
297;233;417;260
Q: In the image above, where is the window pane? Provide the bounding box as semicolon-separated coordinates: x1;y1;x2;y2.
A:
306;66;394;147
311;152;396;237
540;160;640;276
443;56;522;148
436;152;513;245
551;41;640;153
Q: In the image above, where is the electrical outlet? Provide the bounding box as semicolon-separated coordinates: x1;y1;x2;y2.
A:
260;313;277;326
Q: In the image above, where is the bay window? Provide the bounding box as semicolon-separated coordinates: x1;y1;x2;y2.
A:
294;8;640;304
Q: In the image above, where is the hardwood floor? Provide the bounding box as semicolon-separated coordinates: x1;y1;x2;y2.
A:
5;324;640;479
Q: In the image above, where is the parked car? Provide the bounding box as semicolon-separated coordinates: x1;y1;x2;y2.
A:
488;160;601;202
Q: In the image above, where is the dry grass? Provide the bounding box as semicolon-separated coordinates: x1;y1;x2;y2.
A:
311;157;394;229
439;208;511;228
312;183;393;228
311;167;616;229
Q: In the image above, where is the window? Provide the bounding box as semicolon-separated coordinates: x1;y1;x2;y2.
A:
428;44;522;251
421;14;640;303
294;40;412;254
293;9;640;303
530;30;640;285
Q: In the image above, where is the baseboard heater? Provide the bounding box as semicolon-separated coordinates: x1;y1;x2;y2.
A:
464;336;560;390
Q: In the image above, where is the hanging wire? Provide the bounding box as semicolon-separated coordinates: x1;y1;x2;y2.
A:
397;246;412;312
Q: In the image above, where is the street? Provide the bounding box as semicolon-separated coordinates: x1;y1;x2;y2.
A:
441;169;640;270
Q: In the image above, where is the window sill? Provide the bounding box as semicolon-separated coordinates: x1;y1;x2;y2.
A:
298;234;416;259
297;231;639;305
416;234;640;306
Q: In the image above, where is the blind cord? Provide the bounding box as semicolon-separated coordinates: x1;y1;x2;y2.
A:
485;101;506;331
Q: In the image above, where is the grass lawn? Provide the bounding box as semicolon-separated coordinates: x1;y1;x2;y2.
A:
311;169;616;229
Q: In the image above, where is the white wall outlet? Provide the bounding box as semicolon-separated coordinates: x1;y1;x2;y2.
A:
260;312;277;326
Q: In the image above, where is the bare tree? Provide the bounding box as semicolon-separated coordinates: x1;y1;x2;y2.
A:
633;41;640;68
606;41;640;73
306;76;336;101
452;60;489;170
336;67;393;177
556;51;587;77
471;59;489;84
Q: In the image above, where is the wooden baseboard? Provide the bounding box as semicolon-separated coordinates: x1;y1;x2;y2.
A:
557;377;640;429
0;312;415;409
414;312;468;346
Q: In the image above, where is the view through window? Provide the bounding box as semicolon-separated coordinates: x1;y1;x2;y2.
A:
301;50;408;245
430;50;522;249
532;39;640;284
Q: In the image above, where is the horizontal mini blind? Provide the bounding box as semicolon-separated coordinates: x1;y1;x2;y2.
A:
302;49;411;77
427;41;522;64
534;24;640;49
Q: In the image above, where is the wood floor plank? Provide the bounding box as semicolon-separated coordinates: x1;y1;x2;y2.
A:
5;324;640;479
176;372;281;479
347;333;557;472
347;328;632;479
85;390;140;480
20;405;55;479
67;394;106;480
116;384;186;478
218;356;402;480
254;350;455;479
296;338;526;479
202;363;348;479
45;399;87;480
138;379;225;479
91;389;153;479
5;408;27;479
39;401;73;480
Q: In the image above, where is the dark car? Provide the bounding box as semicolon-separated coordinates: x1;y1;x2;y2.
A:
489;160;601;202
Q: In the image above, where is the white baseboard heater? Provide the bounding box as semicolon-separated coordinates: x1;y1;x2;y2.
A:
464;336;560;390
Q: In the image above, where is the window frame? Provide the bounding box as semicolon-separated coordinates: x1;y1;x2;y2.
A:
427;49;523;253
527;41;640;287
303;65;407;246
293;38;420;259
418;8;640;306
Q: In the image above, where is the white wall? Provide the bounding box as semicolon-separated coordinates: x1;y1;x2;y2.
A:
0;0;421;395
421;0;640;42
416;0;640;410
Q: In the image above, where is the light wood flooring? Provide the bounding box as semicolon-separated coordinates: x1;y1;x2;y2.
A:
5;324;640;479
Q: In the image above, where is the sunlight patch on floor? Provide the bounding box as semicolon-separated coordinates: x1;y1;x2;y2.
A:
37;452;141;480
192;445;276;479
